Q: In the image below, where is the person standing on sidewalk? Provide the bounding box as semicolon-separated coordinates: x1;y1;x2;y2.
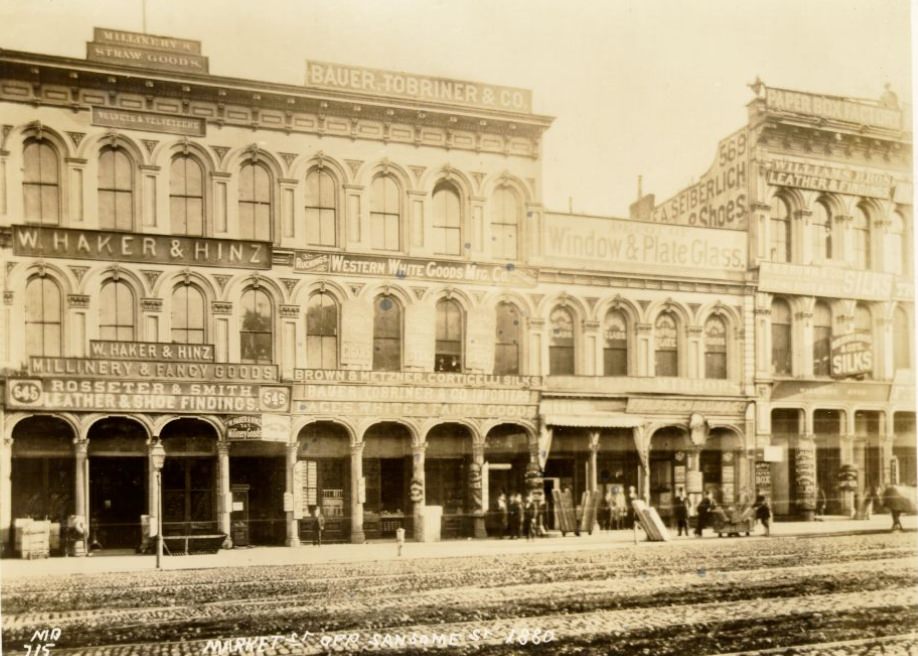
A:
312;506;325;546
509;493;523;539
674;489;690;536
523;495;536;540
754;494;771;536
695;492;714;537
497;491;509;539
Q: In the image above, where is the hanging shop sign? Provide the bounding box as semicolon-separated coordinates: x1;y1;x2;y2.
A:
89;341;214;362
305;60;532;113
649;128;748;230
6;378;290;414
293;251;536;286
763;158;894;199
293;368;540;388
226;414;290;441
830;333;873;378
755;462;772;496
92;107;206;137
29;357;277;383
538;213;746;276
764;86;901;131
12;226;272;270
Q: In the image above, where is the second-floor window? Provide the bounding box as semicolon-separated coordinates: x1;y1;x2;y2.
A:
654;312;678;376
549;307;575;375
98;147;134;231
373;295;401;371
603;309;628;376
25;276;62;357
770;196;791;263
853;205;871;270
23;139;60;224
172;285;206;344
494;302;521;375
240;288;273;363
435;298;463;372
170;155;205;236
239;162;272;242
99;279;135;341
813;302;832;376
307;292;338;369
432;183;462;256
704;315;727;379
305;169;337;247
370;176;400;251
771;298;792;375
812;200;832;262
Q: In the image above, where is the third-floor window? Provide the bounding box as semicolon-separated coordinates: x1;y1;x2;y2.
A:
98;147;134;232
170;155;205;236
305;169;337;247
432;183;462;256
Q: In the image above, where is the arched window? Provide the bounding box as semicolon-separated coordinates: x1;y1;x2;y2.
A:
432;182;462;256
307;292;338;369
171;285;206;344
770;196;791;263
549;307;575;375
492;187;520;259
99;280;135;341
889;212;905;275
654;312;679;376
370;175;400;251
25;277;62;357
98;146;134;231
603;309;628;376
854;303;873;379
812;199;832;262
494;302;521;375
435;299;463;372
813;302;832;376
853;205;871;270
23;139;60;224
239;288;273;363
771;299;792;375
305;168;337;247
239;162;272;242
373;295;401;371
704;315;727;379
170;155;205;236
894;307;911;371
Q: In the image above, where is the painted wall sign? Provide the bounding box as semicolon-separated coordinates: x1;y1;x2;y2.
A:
758;262;907;301
293;384;536;406
650;129;748;230
292;399;538;420
830;333;874;378
764;158;894;199
12;226;272;269
771;380;890;403
6;378;290;413
93;27;202;54
92;107;206;137
294;251;536;286
87;42;208;74
539;213;746;275
765;87;901;130
305;60;532;113
89;341;214;362
625;398;747;416
30;357;278;383
293;368;539;388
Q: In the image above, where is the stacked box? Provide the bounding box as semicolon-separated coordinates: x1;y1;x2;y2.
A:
15;519;51;559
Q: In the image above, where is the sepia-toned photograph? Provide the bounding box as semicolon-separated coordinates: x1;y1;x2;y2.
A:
0;1;915;653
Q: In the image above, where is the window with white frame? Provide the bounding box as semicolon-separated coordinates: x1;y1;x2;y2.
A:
23;139;60;224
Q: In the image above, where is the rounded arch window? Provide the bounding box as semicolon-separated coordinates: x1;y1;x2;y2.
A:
170;154;205;236
813;302;832;376
435;298;464;372
704;315;727;379
811;199;832;261
373;294;401;371
240;287;274;363
549;306;575;375
23;139;61;224
25;276;62;357
491;187;521;259
432;182;462;256
771;298;792;375
654;312;679;376
853;205;872;270
494;302;521;375
307;291;338;369
770;195;791;262
98;146;135;232
370;175;401;251
305;168;337;247
603;309;628;376
100;279;136;342
172;284;206;344
239;162;273;242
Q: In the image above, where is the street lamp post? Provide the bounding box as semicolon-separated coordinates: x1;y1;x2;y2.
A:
150;441;166;570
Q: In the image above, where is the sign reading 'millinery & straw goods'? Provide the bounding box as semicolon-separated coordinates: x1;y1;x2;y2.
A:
87;27;208;74
6;378;291;413
12;226;272;269
305;60;533;113
92;107;206;137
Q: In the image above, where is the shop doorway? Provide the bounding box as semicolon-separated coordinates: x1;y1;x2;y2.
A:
160;419;218;536
649;427;693;518
484;424;530;536
230;448;286;546
426;423;473;538
297;422;352;544
363;422;412;539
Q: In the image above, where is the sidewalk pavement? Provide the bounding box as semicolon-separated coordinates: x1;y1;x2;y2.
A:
2;514;914;579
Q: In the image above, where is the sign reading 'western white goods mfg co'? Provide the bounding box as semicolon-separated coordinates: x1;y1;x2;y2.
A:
13;226;271;269
305;61;533;113
539;213;746;275
294;251;535;286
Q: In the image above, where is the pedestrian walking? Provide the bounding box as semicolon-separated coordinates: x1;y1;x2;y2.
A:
523;495;536;540
754;494;771;536
891;508;904;531
509;493;523;539
674;489;689;536
497;491;509;539
626;485;637;530
312;506;325;546
695;491;714;537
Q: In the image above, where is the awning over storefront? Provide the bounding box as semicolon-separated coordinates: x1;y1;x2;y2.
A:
542;414;644;429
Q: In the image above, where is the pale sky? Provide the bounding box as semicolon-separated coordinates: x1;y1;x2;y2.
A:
0;0;911;217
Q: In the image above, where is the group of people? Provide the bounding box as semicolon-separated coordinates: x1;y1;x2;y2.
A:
496;492;540;540
669;489;773;537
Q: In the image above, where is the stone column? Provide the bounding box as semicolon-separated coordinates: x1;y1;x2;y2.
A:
217;442;232;547
145;438;157;518
588;431;600;492
411;442;426;542
350;442;365;544
0;437;13;553
470;442;486;539
795;435;817;520
285;443;300;547
74;439;88;555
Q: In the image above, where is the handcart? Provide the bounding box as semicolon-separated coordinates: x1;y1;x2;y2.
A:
710;504;755;537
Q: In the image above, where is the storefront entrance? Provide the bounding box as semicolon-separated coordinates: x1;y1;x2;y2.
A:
297;422;351;543
363;422;412;539
230;446;286;546
426;424;473;538
160;419;218;536
484;424;530;536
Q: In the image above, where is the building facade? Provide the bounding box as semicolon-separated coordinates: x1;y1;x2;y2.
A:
0;29;913;554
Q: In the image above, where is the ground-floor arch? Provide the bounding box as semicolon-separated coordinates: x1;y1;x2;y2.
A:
296;421;352;543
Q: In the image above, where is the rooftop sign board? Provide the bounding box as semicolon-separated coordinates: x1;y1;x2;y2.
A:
87;27;208;74
94;27;202;54
763;157;895;199
305;60;532;113
764;86;901;130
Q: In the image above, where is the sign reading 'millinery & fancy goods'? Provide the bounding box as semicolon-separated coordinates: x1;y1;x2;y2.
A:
29;357;278;383
294;251;536;286
12;226;272;269
92;107;206;137
305;60;533;113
